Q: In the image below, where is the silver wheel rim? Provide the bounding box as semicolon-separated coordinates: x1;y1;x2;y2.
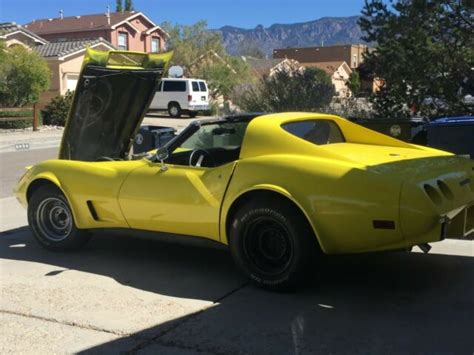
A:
170;106;179;116
36;197;72;241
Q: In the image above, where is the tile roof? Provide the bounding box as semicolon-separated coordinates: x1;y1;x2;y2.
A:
0;22;48;44
34;38;115;58
24;11;146;34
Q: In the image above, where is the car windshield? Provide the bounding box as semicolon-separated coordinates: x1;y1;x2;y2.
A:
180;121;248;151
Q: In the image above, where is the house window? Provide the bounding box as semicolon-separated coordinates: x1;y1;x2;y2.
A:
151;37;161;53
118;32;128;50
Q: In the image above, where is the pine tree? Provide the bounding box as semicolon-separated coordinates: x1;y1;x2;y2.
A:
124;0;134;11
115;0;123;12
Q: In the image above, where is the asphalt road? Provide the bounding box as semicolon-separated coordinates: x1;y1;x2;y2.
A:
0;147;58;198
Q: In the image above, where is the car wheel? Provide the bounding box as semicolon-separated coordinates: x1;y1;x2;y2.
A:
168;103;181;118
27;185;91;251
229;196;317;291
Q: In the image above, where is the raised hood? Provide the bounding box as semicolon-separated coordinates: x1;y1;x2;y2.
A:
59;48;173;161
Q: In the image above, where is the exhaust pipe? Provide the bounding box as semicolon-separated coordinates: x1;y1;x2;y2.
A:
418;243;432;254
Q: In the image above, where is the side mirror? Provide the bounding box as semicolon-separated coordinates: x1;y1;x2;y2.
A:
156;147;169;172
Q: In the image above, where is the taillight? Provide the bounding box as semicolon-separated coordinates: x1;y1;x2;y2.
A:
188;95;192;102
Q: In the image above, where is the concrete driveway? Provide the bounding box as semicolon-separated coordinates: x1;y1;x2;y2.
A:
1;191;473;353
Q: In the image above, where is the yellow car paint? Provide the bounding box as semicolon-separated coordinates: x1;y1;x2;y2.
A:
16;112;474;254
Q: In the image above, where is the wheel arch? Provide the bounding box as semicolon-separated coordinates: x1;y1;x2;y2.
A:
223;185;325;252
167;101;181;109
26;175;80;226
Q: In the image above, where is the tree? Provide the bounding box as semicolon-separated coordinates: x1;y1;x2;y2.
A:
237;67;335;112
346;70;361;96
0;42;50;107
162;21;251;100
359;0;474;118
124;0;134;11
115;0;122;12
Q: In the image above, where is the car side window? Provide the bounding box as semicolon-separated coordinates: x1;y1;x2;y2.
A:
163;81;186;92
282;120;345;145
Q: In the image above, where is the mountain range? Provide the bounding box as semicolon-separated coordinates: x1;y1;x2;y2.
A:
214;16;366;57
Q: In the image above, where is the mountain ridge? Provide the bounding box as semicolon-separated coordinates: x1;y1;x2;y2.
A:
213;16;366;57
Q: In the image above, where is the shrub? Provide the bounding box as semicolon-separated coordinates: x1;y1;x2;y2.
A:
0;42;50;107
237;67;335;112
42;91;74;126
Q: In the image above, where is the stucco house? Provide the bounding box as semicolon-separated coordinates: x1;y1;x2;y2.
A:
24;11;167;53
0;22;47;48
35;38;115;97
305;61;353;96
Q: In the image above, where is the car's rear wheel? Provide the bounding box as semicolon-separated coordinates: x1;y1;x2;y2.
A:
28;185;90;251
229;196;317;291
168;103;182;118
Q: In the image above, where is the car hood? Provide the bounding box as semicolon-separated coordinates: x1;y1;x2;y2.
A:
59;48;173;161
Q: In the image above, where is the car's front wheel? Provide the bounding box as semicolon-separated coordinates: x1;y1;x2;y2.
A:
229;196;318;291
28;185;90;251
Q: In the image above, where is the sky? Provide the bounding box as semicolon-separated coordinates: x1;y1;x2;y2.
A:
0;0;370;29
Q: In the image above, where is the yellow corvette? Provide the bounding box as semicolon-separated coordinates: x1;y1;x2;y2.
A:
15;49;474;290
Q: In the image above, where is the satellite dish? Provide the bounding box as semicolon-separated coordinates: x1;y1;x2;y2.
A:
168;66;184;78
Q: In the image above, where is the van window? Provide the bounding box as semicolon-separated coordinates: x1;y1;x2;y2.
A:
199;81;207;92
163;81;187;92
192;81;199;92
282;120;345;145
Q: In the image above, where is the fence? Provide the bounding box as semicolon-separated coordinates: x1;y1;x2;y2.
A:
0;105;40;131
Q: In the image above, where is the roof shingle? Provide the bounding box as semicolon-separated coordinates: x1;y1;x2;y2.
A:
34;38;115;58
0;22;48;44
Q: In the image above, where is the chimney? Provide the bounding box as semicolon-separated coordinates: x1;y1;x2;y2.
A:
106;6;111;25
59;10;63;19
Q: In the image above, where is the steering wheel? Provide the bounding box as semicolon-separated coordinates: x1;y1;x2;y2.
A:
189;148;215;167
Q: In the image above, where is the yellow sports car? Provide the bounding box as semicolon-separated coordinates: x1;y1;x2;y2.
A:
15;49;474;290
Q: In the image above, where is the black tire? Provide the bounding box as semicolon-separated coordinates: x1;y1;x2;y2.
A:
189;111;198;118
168;103;182;118
229;196;318;291
27;185;91;251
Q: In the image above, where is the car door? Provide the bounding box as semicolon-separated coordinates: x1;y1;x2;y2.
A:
118;161;236;241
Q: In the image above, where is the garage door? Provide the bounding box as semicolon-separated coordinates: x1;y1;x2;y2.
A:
66;74;79;92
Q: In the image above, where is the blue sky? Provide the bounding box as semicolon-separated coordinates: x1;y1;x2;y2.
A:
0;0;370;28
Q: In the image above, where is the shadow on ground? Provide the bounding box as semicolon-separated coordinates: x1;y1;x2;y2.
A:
1;227;473;354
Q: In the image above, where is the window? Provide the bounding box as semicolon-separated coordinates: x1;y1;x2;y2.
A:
199;81;207;92
192;81;199;92
180;122;249;151
282;120;345;145
151;37;160;53
118;32;128;50
163;81;187;92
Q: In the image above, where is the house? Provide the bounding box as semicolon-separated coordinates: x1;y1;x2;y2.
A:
305;61;353;96
0;22;47;48
273;44;367;69
24;11;167;53
243;57;303;77
35;38;115;97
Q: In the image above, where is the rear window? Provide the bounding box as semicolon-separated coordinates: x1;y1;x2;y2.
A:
282;120;345;145
163;81;187;92
192;81;199;92
199;81;207;92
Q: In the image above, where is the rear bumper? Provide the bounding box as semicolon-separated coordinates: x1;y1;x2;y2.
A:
188;104;210;111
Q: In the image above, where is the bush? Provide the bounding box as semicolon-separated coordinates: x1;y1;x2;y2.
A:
42;91;74;126
0;42;50;107
237;67;335;112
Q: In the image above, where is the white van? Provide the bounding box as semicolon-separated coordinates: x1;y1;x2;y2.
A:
149;78;210;118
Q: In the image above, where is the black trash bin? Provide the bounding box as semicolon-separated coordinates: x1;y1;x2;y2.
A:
133;125;176;154
352;117;427;143
425;116;474;158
